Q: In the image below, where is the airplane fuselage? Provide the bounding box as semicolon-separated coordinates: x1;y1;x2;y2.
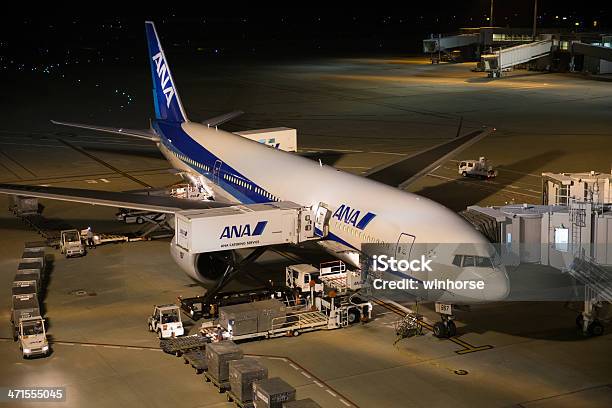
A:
155;119;510;303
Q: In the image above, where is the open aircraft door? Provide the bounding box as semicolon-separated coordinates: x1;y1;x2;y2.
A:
395;233;415;260
212;160;222;185
314;203;331;237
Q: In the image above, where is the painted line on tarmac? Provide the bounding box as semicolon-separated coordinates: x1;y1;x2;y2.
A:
0;336;356;407
371;298;494;355
48;340;160;351
426;173;540;199
57;138;153;189
248;353;359;408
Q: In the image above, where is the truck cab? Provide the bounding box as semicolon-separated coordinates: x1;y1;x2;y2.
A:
458;157;497;179
60;229;85;258
148;304;184;339
18;316;49;359
286;264;323;293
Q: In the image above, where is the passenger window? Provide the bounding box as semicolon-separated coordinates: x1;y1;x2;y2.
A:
462;256;475;267
452;255;462;267
468;163;473;167
460;162;466;167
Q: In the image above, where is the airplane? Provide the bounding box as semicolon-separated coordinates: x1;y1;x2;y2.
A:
0;22;509;337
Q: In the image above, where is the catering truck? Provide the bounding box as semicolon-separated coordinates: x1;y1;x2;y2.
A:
458;157;497;179
174;202;316;254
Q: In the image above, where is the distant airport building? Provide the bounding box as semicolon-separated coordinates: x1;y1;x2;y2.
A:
423;27;612;76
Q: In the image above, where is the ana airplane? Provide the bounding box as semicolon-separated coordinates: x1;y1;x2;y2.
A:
0;22;509;335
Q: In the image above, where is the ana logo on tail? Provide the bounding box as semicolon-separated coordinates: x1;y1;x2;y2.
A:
152;52;175;108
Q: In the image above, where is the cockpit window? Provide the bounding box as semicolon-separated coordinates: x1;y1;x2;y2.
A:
462;255;474;267
452;255;462;267
458;255;494;268
475;256;493;268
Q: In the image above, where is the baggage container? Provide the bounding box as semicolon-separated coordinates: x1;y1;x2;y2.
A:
13;272;41;293
12;284;37;298
253;377;296;408
229;358;268;402
219;303;259;337
22;249;45;269
9;196;39;215
24;241;47;252
252;299;286;332
18;261;42;274
283;399;322;408
206;340;244;383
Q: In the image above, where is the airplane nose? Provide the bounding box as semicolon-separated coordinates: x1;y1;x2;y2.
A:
482;268;511;301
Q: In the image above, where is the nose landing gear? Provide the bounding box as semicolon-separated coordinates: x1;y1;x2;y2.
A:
433;315;457;338
433;302;457;338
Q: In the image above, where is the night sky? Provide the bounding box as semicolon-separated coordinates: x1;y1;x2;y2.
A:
0;4;608;118
1;3;610;70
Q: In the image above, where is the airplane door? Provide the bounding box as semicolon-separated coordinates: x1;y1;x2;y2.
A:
212;160;222;185
395;233;415;259
314;203;331;238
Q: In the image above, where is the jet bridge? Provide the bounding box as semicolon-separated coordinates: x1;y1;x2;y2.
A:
480;40;553;77
466;200;612;335
423;34;480;63
571;42;612;62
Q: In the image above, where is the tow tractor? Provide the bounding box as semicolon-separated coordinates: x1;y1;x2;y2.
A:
59;229;85;258
148;304;185;339
18;316;49;359
458;157;497;179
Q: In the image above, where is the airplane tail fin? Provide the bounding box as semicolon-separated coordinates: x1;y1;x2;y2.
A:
145;21;188;123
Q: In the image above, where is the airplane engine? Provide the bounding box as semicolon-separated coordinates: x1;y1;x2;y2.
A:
170;240;234;289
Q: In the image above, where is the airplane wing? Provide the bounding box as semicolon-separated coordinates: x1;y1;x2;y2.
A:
51;120;160;142
364;127;494;189
202;110;244;127
0;184;231;213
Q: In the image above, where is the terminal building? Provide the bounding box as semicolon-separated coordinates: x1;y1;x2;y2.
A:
423;27;612;76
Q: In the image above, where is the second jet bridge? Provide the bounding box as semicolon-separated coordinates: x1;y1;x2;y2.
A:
481;40;553;77
423;34;480;63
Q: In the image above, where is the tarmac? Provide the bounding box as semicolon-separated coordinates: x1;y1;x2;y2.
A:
1;57;611;407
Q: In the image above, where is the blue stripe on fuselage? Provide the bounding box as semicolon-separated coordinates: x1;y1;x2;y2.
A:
153;120;275;204
153;120;393;272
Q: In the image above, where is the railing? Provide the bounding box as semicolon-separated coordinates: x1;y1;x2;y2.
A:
320;260;346;275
